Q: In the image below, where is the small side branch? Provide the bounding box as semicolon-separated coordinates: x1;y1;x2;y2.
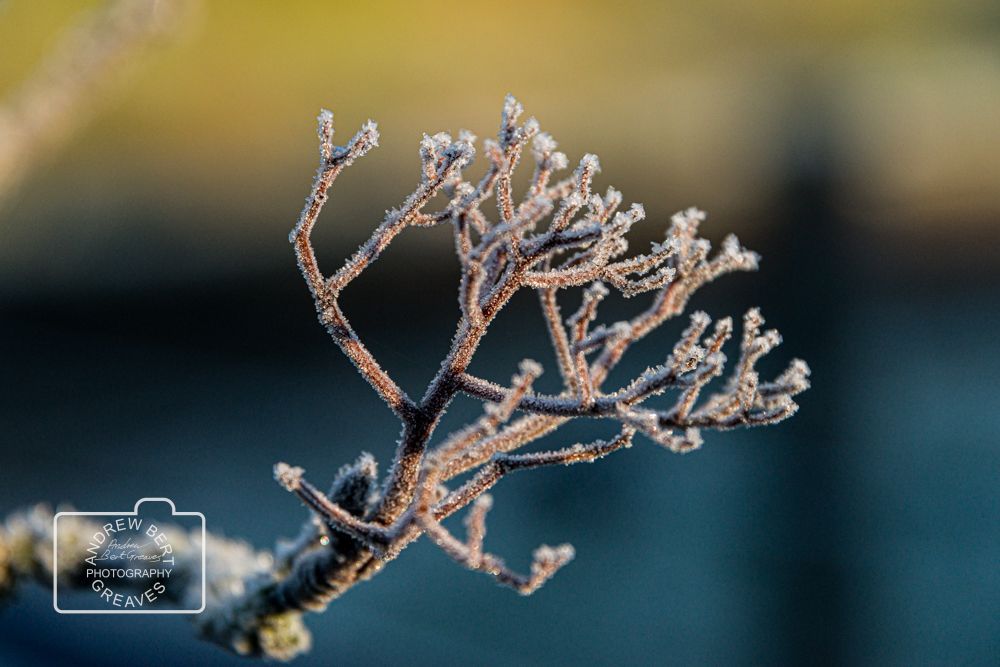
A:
537;283;577;392
455;372;682;418
289;113;417;419
419;496;575;595
436;427;636;519
274;463;392;552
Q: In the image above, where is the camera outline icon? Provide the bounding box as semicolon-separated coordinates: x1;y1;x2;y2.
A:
53;497;206;614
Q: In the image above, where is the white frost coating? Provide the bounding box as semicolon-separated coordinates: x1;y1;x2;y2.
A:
532;131;558;159
671;206;707;228
577;152;601;175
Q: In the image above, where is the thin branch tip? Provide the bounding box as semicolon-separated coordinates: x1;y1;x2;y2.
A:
274;462;304;491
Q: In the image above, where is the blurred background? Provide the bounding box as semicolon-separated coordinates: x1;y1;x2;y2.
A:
1;0;997;664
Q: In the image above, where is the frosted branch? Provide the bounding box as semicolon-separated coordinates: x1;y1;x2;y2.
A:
3;94;809;662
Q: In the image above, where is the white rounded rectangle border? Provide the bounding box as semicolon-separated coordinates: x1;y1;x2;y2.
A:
52;497;206;614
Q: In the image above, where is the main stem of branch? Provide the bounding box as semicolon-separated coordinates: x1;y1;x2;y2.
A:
375;260;524;523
